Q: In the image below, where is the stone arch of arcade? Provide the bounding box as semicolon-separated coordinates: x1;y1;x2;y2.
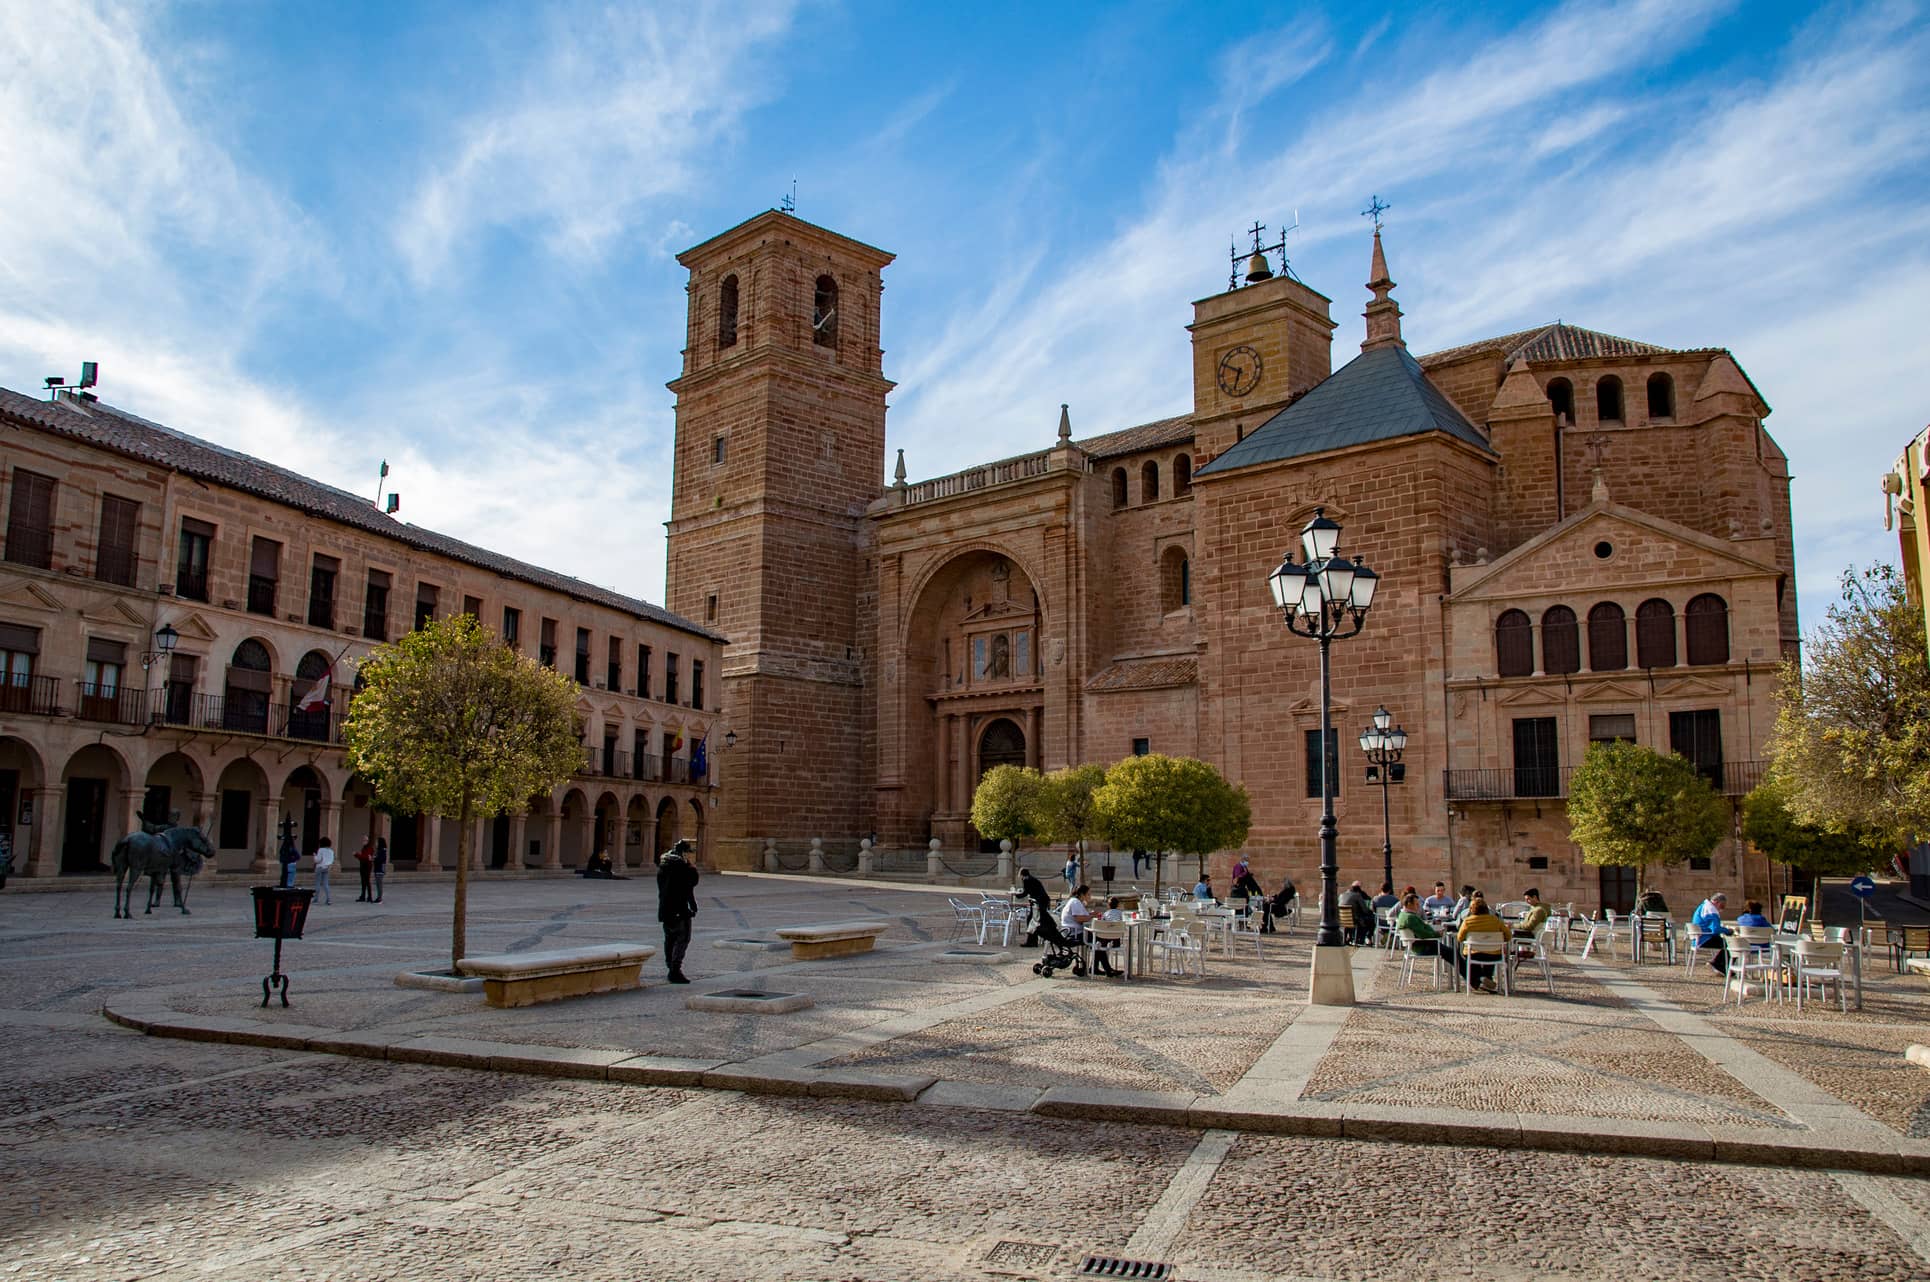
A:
897;545;1048;851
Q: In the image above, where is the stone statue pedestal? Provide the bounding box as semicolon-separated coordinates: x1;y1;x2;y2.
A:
1308;944;1357;1006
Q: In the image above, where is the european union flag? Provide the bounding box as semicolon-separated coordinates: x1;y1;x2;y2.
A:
690;735;708;780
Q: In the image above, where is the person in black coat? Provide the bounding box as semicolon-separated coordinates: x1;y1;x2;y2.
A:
655;839;700;983
1018;868;1053;948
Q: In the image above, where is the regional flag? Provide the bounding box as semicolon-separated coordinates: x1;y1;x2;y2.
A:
690;735;708;780
296;664;333;711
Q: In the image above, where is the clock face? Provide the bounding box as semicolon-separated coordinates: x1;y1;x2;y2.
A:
1217;344;1262;397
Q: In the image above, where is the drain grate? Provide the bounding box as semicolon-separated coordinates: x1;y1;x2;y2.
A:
1078;1256;1172;1280
981;1239;1058;1275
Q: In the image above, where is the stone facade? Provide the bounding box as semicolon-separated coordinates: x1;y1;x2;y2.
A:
0;391;723;880
666;210;1797;912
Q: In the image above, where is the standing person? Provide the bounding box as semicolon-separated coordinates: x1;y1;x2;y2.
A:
1062;852;1080;894
1019;867;1053;948
1232;858;1265;902
277;831;300;889
353;837;374;902
312;837;336;906
371;837;388;904
1132;848;1148;879
655;838;699;984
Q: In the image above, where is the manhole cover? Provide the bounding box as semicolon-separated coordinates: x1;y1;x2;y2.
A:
1078;1256;1172;1280
981;1240;1058;1275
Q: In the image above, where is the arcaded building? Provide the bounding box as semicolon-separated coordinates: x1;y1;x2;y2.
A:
665;210;1797;911
0;389;723;880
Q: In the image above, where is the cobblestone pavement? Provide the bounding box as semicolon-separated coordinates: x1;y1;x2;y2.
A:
5;874;1930;1279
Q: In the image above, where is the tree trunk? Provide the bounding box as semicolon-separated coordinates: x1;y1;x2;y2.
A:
451;791;472;970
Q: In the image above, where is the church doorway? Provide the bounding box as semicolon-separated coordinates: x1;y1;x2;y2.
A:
975;718;1027;852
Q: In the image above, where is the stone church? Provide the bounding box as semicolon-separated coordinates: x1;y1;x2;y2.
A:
664;210;1797;911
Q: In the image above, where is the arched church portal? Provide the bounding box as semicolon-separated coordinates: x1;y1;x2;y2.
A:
977;718;1026;779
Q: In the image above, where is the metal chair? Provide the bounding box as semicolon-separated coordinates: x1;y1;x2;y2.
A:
1727;926;1777;1004
1635;914;1676;964
1791;939;1847;1011
1579;909;1627;960
1509;925;1556;993
1460;931;1512;994
1398;928;1454;992
947;897;985;943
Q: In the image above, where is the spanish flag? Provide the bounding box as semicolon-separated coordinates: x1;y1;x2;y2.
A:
668;730;684;753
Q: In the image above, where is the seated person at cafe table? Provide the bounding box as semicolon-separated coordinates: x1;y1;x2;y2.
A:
1736;899;1771;928
1395;892;1444;957
1193;875;1214;900
1264;876;1297;933
1451;884;1477;921
1338;881;1375;945
1091;896;1126;977
1690;891;1733;974
1456;896;1510;992
1424;882;1455;914
1371;882;1400;913
1512;888;1551;939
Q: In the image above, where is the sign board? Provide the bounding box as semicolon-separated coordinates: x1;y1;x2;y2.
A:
1777;894;1807;935
1848;875;1876;900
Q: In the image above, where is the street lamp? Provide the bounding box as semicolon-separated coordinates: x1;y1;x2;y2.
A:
1270;507;1380;1006
140;622;179;671
1359;705;1407;895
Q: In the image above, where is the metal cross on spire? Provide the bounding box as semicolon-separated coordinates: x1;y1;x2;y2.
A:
1584;433;1611;471
1248;221;1269;253
1361;195;1390;230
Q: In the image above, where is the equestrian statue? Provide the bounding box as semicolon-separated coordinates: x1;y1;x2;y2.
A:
111;825;214;918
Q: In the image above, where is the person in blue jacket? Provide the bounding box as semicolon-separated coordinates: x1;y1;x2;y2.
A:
1690;891;1732;974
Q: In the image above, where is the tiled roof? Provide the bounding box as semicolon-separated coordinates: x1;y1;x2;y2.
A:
0;387;726;642
1418;321;1705;369
1075;414;1193;460
1084;655;1198;692
1195;345;1492;477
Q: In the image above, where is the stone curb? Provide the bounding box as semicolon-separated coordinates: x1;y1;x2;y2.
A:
100;1001;1930;1178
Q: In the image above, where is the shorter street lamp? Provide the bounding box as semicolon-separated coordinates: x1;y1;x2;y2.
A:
1269;507;1380;1007
139;622;179;671
1359;706;1407;894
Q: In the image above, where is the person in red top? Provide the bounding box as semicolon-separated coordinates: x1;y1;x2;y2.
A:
353;838;375;902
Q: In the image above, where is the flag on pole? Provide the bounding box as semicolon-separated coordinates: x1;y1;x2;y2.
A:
690;735;708;780
296;664;333;711
668;729;685;754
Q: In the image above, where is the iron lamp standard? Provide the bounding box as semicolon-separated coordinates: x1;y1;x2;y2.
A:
1269;508;1379;1006
1359;706;1407;895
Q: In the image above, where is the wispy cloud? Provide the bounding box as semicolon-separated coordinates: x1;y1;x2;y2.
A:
395;2;799;284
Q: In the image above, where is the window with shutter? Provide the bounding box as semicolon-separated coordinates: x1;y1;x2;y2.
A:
1635;599;1676;667
95;495;139;587
1587;602;1627;670
248;538;281;615
1495;610;1533;677
5;470;57;569
1541;605;1580;675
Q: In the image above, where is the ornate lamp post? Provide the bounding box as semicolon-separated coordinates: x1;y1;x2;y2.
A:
1269;507;1380;1006
1359;706;1407;895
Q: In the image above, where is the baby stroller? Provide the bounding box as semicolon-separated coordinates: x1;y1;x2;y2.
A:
1031;913;1087;978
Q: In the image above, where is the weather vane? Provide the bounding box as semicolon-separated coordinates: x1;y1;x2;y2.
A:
1361;195;1391;230
780;178;797;214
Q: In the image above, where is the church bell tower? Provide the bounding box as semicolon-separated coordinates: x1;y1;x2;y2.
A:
664;211;895;869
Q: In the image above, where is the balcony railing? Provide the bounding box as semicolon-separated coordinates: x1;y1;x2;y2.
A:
3;526;53;569
148;690;341;743
273;702;337;743
76;682;148;726
175;565;210;602
901;448;1052;505
247;575;278;615
578;747;632;778
308;595;335;629
0;674;60;717
1444;760;1766;801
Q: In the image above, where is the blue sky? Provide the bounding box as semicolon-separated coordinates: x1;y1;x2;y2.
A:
2;1;1925;631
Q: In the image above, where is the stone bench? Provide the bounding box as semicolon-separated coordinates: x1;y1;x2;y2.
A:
457;943;657;1008
774;921;890;961
1908;958;1930;986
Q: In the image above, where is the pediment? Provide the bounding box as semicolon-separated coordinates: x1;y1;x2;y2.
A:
1494;684;1564;707
171;612;222;642
1576;679;1649;703
79;598;150;628
963;599;1032;623
1287;696;1353;719
0;580;65;615
1451;502;1777;604
1652;675;1733;699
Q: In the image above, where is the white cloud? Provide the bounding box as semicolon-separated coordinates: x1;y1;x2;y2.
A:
394;1;799;284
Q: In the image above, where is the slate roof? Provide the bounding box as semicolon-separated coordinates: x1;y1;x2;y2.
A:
1075;414;1193;460
1418;321;1713;369
1194;345;1492;477
1084;655;1198;692
0;387;726;642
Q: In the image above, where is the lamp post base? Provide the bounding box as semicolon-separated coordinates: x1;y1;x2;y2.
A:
1308;943;1357;1006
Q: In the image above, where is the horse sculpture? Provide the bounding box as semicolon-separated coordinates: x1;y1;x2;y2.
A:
111;825;214;919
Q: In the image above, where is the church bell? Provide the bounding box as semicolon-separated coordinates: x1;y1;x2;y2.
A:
1244;251;1274;283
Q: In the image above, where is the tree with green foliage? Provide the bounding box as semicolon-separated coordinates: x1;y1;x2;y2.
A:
345;615;582;968
1741;777;1886;904
1769;563;1930;846
1034;763;1107;874
1567;741;1729;894
969;764;1045;857
1091;753;1251;895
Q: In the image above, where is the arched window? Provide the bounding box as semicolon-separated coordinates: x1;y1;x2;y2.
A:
1159;546;1190;613
1635;598;1676;668
1542;605;1580;675
1647;372;1675;419
1495;609;1533;677
1685;594;1729;665
224;639;272;734
1596;375;1623;423
717;274;739;348
1587;602;1627;671
1174;453;1192;496
1546;378;1575;424
812;274;838;348
1110;467;1128;510
1141;460;1160;503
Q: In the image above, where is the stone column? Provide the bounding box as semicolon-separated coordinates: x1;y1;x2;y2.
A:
1529;621;1544;677
114;786;142;847
578;810;596;869
26;786;62;877
469;816;487;873
543;812;562;870
610;810;630;874
191;792;218;832
1026;706;1042;769
319;801;342;852
1674;607;1689;666
419;815;443;872
951;716;969;815
507;814;528;871
252;795;281;876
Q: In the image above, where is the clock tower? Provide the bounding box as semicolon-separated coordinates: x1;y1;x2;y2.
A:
1187;252;1336;466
